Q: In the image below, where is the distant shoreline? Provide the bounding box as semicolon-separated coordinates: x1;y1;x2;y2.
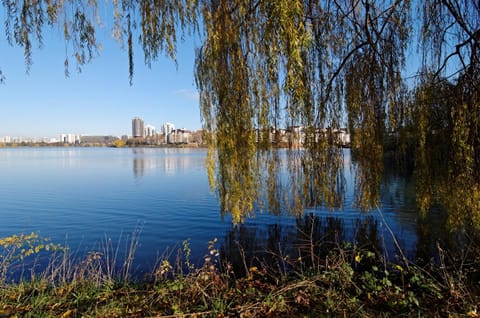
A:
0;142;351;149
0;142;207;149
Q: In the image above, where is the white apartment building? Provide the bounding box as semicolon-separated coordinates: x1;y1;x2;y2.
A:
162;122;175;143
59;134;80;144
170;128;191;144
162;122;175;135
144;124;156;137
0;136;11;143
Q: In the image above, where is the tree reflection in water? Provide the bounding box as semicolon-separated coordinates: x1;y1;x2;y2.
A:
208;145;480;275
220;214;382;277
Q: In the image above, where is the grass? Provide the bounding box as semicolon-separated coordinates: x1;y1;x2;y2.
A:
0;231;479;317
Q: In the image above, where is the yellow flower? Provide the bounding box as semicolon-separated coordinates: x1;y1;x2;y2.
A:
355;254;362;263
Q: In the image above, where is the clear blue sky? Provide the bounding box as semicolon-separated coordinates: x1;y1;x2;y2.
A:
0;20;201;138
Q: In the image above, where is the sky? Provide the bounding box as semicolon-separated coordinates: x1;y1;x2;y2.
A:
0;18;202;139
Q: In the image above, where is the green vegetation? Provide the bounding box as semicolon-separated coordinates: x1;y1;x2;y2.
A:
0;232;478;317
1;0;479;225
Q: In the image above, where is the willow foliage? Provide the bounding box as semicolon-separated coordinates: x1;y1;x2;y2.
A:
1;0;198;79
1;0;479;227
196;0;411;215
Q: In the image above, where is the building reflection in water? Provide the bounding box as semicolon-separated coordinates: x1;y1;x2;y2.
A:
132;148;202;180
133;151;146;180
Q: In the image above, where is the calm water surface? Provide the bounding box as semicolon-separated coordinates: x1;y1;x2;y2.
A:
0;147;427;274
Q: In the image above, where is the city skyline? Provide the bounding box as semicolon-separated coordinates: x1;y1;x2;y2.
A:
0;20;202;138
0;117;196;143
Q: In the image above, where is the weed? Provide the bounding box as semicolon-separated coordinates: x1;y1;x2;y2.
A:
0;228;479;317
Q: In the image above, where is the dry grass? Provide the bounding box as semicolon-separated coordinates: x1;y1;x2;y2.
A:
0;230;479;317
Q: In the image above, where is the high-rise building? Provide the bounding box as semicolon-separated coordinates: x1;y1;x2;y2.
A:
162;122;175;143
132;117;145;138
59;134;80;144
144;124;156;137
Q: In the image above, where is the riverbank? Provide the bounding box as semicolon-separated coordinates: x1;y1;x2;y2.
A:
0;234;478;317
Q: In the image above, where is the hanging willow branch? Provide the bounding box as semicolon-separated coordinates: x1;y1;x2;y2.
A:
1;0;479;226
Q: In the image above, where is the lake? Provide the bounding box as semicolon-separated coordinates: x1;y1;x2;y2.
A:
0;147;444;276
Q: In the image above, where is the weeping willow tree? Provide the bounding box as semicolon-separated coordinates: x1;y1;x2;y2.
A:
1;0;479;227
412;0;480;230
195;0;411;219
